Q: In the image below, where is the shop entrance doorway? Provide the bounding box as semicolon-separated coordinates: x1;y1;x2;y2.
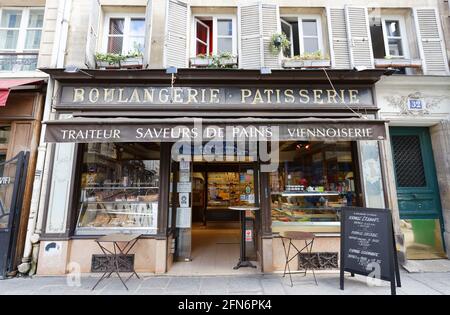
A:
169;161;261;275
390;127;446;259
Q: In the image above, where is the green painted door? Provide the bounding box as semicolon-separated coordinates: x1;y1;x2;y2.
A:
390;127;446;259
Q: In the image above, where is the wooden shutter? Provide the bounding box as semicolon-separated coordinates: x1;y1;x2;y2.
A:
414;8;449;75
164;0;188;68
345;6;374;69
239;3;263;69
85;0;101;69
327;8;351;69
261;4;280;69
143;0;153;67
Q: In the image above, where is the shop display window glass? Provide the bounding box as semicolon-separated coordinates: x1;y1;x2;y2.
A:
76;143;160;235
270;141;359;234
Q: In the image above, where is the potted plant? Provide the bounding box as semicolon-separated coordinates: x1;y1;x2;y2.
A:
94;53;123;69
209;52;238;69
120;51;144;69
269;33;290;56
190;54;213;67
282;51;331;68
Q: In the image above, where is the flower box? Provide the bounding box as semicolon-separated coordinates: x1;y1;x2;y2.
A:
120;56;144;69
95;60;120;69
282;59;331;69
218;56;238;66
375;58;422;69
190;57;213;67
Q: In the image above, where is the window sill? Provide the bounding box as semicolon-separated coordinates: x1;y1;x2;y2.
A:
282;59;331;69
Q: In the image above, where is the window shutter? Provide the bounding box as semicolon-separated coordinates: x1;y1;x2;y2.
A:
164;0;188;68
327;8;351;69
85;0;101;69
238;3;263;69
345;6;374;69
261;4;280;69
414;8;449;75
143;0;153;67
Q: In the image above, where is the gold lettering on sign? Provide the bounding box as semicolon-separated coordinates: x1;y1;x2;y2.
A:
253;90;264;104
210;89;220;103
159;89;169;103
241;89;251;103
275;89;281;104
264;89;274;104
327;89;338;104
284;89;294;103
313;90;324;104
299;89;309;104
118;88;128;103
188;89;198;103
89;88;99;103
104;88;115;102
73;88;85;102
143;88;154;102
349;90;360;104
129;88;141;103
173;88;183;103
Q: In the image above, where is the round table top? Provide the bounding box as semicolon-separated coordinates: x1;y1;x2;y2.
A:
228;206;260;211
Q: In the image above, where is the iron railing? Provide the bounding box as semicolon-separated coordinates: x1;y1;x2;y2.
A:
0;52;38;72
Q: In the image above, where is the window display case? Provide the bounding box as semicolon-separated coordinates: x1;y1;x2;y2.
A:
270;141;358;233
76;143;160;235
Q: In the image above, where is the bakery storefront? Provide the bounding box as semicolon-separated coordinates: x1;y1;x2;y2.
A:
37;69;390;274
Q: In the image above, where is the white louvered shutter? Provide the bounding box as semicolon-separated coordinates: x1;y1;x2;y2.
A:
85;0;101;68
143;0;153;67
327;8;351;69
239;3;263;69
345;6;374;69
414;8;449;75
261;4;280;69
164;0;188;68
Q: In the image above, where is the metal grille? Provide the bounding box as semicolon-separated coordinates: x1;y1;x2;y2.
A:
298;252;339;270
91;254;134;272
392;135;426;187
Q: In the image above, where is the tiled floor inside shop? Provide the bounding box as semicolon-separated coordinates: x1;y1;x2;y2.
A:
168;223;260;275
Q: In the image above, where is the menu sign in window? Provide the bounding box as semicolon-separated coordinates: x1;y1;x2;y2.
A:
340;207;401;295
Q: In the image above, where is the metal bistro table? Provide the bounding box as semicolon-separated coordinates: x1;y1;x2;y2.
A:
228;206;260;269
92;233;142;290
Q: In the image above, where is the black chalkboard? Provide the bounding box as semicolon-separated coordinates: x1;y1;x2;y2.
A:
340;207;401;295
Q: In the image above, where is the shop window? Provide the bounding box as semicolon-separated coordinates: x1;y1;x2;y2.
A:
270;141;359;234
280;15;323;58
76;143;160;235
0;7;43;71
103;15;145;54
192;16;237;56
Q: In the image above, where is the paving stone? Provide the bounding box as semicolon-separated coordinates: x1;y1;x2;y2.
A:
227;276;262;293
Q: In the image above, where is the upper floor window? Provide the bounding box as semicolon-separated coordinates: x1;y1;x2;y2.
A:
103;15;145;54
280;15;323;58
0;8;44;51
192;15;237;56
381;18;409;58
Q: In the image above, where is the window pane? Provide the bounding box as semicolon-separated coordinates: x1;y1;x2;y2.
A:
217;19;232;36
1;10;22;28
107;36;123;54
217;37;232;54
0;30;19;50
281;22;292;57
302;20;318;36
385;20;401;37
388;38;404;56
109;18;124;35
129;36;144;53
196;21;209;43
303;37;319;53
25;30;42;49
76;143;160;235
130;18;145;36
28;9;44;28
196;41;208;55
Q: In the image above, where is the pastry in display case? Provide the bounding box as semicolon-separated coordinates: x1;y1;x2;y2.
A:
76;143;160;235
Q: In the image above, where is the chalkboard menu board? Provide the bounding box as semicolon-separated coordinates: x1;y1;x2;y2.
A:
340;207;401;295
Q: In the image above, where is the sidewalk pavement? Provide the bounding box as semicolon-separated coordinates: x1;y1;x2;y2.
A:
1;270;450;295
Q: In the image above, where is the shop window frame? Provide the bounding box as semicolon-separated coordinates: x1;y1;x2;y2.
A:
101;13;146;55
190;14;238;58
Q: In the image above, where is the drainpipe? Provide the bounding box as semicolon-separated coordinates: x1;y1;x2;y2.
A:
18;0;72;275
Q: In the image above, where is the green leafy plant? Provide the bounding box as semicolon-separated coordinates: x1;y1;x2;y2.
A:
288;51;329;61
208;52;237;69
124;51;143;59
95;52;125;65
269;33;290;56
195;53;211;59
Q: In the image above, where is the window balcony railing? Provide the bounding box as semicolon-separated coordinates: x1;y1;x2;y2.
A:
0;52;39;72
